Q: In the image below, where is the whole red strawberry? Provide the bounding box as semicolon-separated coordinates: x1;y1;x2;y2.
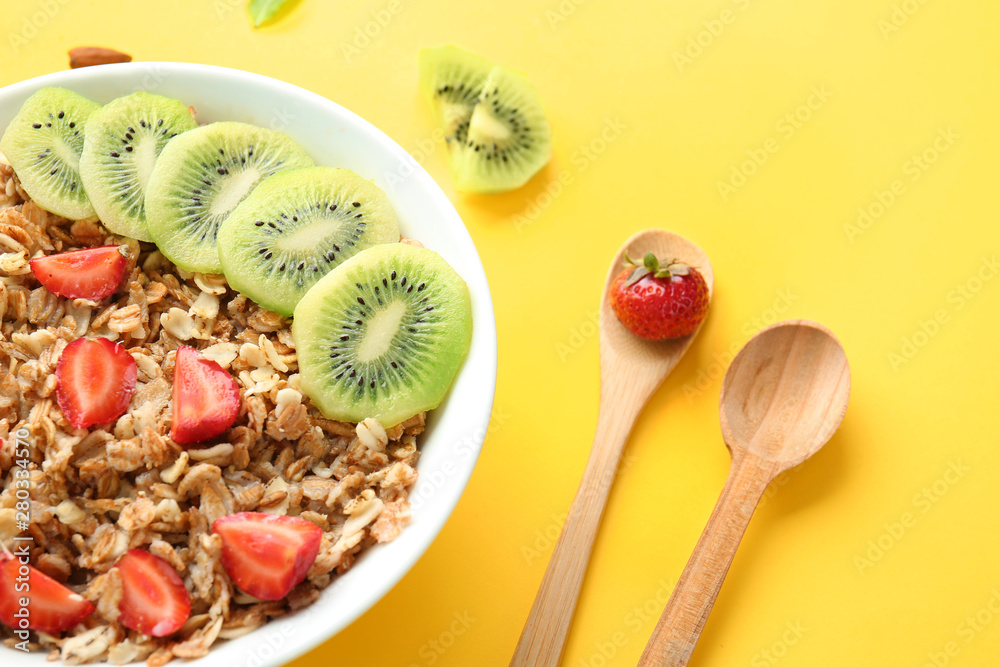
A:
610;252;709;340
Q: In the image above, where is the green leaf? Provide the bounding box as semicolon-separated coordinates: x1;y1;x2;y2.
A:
643;252;659;274
624;266;648;287
248;0;290;27
668;262;690;276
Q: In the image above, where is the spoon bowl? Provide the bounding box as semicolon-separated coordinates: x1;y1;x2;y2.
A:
720;321;850;467
599;230;714;378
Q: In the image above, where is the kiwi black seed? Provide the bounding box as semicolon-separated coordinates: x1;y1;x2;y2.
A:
292;243;472;427
80;91;197;242
144;121;314;274
0;87;101;219
218;166;400;317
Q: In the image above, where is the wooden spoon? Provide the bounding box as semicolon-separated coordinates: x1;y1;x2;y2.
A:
638;320;851;666
510;229;714;667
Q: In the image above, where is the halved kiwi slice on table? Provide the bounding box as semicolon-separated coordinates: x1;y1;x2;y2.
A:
145;121;314;273
0;87;100;219
418;45;494;153
452;64;553;193
218;166;400;317
419;45;552;193
80;91;197;242
292;243;472;427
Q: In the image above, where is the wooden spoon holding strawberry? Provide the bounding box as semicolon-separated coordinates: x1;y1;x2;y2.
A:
511;230;713;666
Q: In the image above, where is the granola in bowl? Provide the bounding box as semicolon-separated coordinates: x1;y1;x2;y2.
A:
0;62;495;667
0;166;425;664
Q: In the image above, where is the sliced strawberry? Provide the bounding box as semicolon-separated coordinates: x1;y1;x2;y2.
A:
213;513;323;601
115;549;191;637
171;345;240;445
30;244;129;300
0;551;95;633
56;337;137;429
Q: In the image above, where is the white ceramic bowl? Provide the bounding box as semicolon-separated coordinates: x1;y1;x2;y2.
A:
0;63;497;667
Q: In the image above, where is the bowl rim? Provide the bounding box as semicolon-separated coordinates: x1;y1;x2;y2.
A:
0;61;497;667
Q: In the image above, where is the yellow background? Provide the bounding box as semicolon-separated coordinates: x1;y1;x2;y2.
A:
3;0;1000;665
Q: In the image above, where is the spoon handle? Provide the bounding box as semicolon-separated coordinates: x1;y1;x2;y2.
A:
510;389;643;667
638;454;776;666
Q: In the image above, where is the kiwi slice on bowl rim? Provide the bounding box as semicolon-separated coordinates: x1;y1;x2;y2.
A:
419;45;553;193
0;86;100;219
292;243;472;428
79;91;197;242
145;121;314;274
218;166;400;317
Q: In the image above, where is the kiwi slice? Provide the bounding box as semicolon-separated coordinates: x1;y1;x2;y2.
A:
292;243;472;427
79;92;197;242
419;45;553;193
0;87;100;219
218;166;400;317
145;121;314;273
